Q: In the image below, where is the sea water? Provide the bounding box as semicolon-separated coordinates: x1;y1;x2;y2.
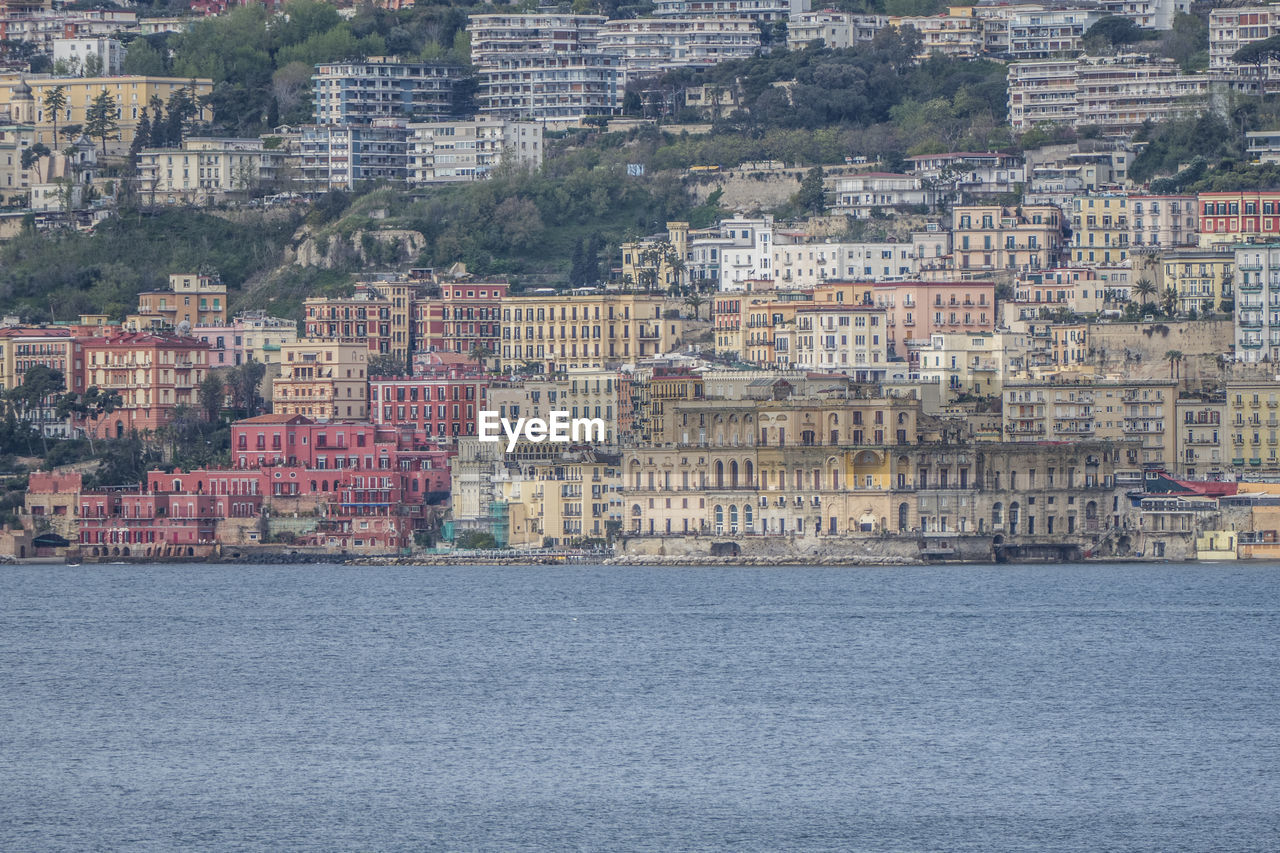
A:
2;562;1278;851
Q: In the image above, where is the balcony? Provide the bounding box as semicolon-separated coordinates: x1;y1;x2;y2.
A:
1241;339;1264;349
1240;280;1263;292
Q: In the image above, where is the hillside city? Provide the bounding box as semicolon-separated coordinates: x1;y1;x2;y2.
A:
6;0;1280;563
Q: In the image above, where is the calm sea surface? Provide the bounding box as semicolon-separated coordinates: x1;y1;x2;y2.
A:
2;562;1278;851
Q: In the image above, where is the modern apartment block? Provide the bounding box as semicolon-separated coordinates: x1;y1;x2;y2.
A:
786;11;886;50
598;17;759;81
650;0;809;21
311;58;469;125
406;118;542;184
1004;8;1103;59
298;120;407;189
1007;55;1210;134
827;173;935;219
469;14;622;122
51;36;125;76
1209;5;1280;93
1234;243;1280;363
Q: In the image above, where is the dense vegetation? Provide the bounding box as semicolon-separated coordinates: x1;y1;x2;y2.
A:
0;209;300;322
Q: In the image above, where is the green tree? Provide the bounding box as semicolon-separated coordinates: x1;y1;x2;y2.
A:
198;371;224;423
1165;349;1183;380
227;361;267;418
20;142;50;182
1231;34;1280;77
57;386;123;454
368;353;409;377
1084;16;1145;49
1133;277;1157;306
42;85;65;145
85;90;120;155
795;165;827;214
122;37;169;77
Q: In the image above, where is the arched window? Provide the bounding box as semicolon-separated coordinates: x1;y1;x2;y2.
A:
992;502;1003;527
744;504;753;532
898;502;909;532
1009;502;1020;534
729;505;739;532
714;504;724;533
744;460;754;486
730;460;739;488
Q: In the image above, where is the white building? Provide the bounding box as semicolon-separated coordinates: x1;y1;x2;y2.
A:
772;236;915;287
52;37;125;77
469;14;622;123
311;58;468;125
687;215;774;289
407;118;542;184
137;137;281;204
1234;243;1280;363
1008;54;1211;134
598;17;759;81
786;304;888;379
906;151;1025;196
786;11;887;50
827;173;935;218
1210;6;1280;93
651;0;809;22
1004;8;1104;60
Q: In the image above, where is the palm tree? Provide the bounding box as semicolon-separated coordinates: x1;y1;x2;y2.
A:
684;289;707;321
1165;350;1183;380
1162;286;1178;317
1133;277;1156;307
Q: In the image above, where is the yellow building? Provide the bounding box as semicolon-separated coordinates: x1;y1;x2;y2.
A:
1225;380;1280;478
1071;194;1129;265
619;221;689;291
130;273;228;330
1003;379;1176;476
1150;248;1234;315
500;292;680;374
486;368;630;445
503;451;622;548
1;76;214;151
137;137;281;205
952;203;1064;274
273;339;369;421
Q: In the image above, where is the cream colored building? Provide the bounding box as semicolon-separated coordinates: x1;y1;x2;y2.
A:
952;203;1064;273
1225;379;1280;478
1003;379;1177;476
1175;396;1225;481
786;304;888;378
499;292;680;373
407;118;543;184
137;138;281;204
273;339;369;421
502;451;622;547
486;369;628;445
914;330;1028;399
1071;194;1129;265
130;273;228;330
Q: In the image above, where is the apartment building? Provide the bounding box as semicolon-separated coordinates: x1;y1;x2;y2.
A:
273;339;369;421
952;203;1064;273
1154;248;1234;316
136;137;281;204
1175;396;1225;481
78;331;212;438
415;278;508;359
827;173;935;219
298;120;406;189
1003;379;1176;474
598;17;760;81
406;118;542;184
686;215;772;288
1198;190;1280;246
503;451;622;546
487;369;628;445
1004;8;1103;59
304;279;413;362
650;0;808;21
905;151;1025;197
786;11;886;49
1129;194;1198;248
893;9;983;59
1071;194;1129;265
1225;379;1280;477
1013;267;1115;317
913;330;1027;398
311;58;468;125
867;280;998;359
784;304;888;379
192;312;298;369
772;237;915;287
469;14;621;122
132;273;227;329
1210;6;1280;93
499;292;679;373
1234;243;1280;363
1007;55;1209;134
2;76;214;150
51;36;124;76
368;362;489;442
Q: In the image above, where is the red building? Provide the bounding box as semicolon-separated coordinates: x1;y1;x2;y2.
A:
1199;191;1280;244
78;331;211;439
414;279;507;358
369;361;489;442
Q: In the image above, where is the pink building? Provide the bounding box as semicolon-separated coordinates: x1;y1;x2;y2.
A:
867;281;997;359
